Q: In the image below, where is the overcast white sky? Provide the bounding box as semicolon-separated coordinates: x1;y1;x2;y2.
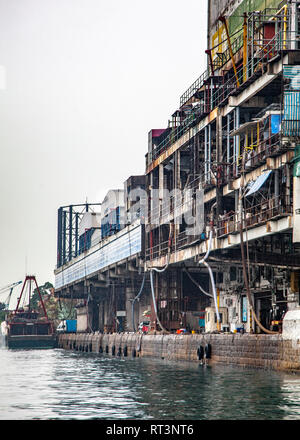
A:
0;0;207;304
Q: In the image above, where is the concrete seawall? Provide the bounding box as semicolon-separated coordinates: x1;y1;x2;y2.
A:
58;333;300;372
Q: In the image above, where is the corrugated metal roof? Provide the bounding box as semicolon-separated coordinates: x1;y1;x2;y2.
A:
283;91;300;136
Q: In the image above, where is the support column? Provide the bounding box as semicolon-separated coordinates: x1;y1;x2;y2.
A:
57;207;63;267
125;284;138;332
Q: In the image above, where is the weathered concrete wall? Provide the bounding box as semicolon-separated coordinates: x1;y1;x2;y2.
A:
58;332;300;372
76;306;89;333
283;310;300;341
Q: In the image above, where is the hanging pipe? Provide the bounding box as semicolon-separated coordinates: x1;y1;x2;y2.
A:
198;207;221;325
198;202;220;323
131;273;146;332
271;4;288;50
183;265;213;298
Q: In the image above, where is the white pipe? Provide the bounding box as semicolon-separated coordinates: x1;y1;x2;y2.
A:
131;273;146;332
203;261;220;323
198;228;220;323
183;268;213;298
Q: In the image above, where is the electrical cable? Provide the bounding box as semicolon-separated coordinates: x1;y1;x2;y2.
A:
239;150;278;335
239;215;278;335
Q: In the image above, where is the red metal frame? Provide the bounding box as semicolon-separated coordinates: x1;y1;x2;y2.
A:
14;275;49;320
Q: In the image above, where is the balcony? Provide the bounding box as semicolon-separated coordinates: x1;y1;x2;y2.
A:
223;133;290;185
217;195;293;238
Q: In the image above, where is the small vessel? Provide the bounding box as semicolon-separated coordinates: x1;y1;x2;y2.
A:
2;275;57;349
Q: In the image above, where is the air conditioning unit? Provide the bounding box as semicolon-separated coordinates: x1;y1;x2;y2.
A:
205;307;228;332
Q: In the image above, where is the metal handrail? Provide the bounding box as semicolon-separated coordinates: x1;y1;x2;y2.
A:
152;104;208;161
217;195;292;237
180;31;245;108
150;30;299;166
180;70;210;108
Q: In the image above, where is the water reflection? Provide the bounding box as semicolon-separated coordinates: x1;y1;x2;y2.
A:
0;347;300;420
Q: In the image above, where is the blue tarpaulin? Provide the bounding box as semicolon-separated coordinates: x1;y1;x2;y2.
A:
245;170;272;197
271;114;281;134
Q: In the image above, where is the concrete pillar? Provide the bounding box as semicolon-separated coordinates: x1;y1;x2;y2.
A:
125;286;137;332
98;301;105;332
174;150;181;248
290;1;298;51
76;305;92;333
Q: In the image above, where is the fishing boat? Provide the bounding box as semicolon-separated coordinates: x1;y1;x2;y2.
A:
2;275;57;349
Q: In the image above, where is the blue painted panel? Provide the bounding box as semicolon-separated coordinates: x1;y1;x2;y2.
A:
242;296;247;323
271;114;281;134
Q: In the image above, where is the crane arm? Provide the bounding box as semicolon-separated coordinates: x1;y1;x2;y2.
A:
0;281;22;294
0;281;22;310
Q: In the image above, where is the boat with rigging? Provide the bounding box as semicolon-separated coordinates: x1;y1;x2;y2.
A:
1;275;57;349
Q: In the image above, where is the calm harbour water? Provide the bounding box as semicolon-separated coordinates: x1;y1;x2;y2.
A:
1;346;300;420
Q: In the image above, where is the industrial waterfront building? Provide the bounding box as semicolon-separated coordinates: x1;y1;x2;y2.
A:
54;0;300;337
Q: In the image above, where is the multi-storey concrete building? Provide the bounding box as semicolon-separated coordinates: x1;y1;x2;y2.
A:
55;0;300;336
145;0;300;334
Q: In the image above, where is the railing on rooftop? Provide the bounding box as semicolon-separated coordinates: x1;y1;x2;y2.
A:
149;30;300;168
180;32;244;108
179;70;209;108
146;228;208;262
150;105;208;162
